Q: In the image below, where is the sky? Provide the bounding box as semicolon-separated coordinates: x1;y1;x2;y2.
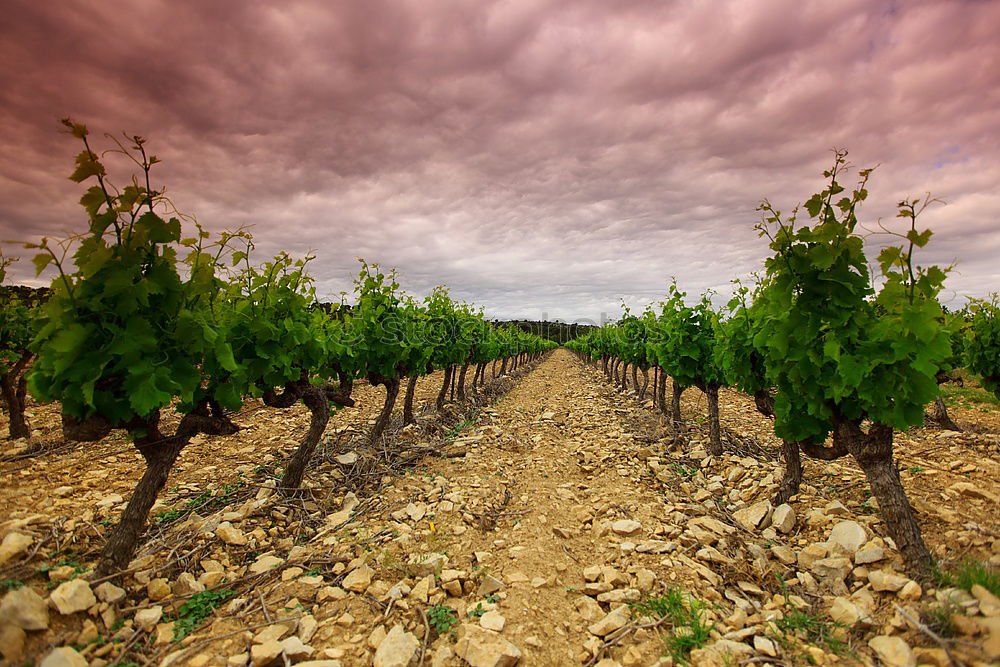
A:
1;0;998;323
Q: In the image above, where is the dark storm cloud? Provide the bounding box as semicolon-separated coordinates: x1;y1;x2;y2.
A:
1;0;998;319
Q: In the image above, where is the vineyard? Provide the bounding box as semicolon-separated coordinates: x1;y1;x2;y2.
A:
0;126;999;667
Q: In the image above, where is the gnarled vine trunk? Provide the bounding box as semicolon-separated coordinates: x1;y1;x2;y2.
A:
280;385;329;492
437;366;453;410
64;404;240;576
656;368;668;416
929;396;960;431
1;353;33;439
638;367;649;402
704;384;722;455
774;439;804;505
834;416;933;577
403;374;419;424
370;374;401;443
457;363;470;401
670;380;683;429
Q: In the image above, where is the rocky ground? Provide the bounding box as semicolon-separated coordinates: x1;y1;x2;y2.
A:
1;349;999;666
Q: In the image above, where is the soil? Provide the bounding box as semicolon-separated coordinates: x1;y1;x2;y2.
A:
1;349;998;666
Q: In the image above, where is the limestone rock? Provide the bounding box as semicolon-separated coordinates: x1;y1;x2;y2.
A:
0;532;33;566
39;646;88;667
249;555;285;575
0;624;26;662
0;586;50;630
753;635;777;657
797;543;828;569
455;625;522;667
810;557;852;581
610;520;641;536
732;501;773;532
868;635;915;667
373;624;419;667
689;639;753;667
135;606;164;632
854;541;887;565
588;605;630;637
173;572;205;596
972;584;1000;617
477;575;504;596
94;582;126;604
772;504;796;534
869;570;910;593
480;610;506;632
215;522;248;546
280;636;314;660
829;597;866;626
410;553;448;576
250;639;283;667
828;520;867;553
49;579;96;615
147;578;171;601
342;563;373;592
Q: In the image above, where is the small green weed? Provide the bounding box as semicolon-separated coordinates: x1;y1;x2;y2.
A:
629;589;713;664
171;589;234;641
467;602;486;619
0;579;24;591
771;574;851;657
428;605;459;639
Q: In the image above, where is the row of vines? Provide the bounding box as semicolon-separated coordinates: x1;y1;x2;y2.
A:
567;150;1000;578
0;121;556;576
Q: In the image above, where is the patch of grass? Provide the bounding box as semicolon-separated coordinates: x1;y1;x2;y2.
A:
771;575;852;658
923;601;960;638
773;607;851;656
172;589;234;641
629;589;713;664
428;605;459;639
941;385;1000;411
936;559;1000;597
0;579;24;591
670;463;697;479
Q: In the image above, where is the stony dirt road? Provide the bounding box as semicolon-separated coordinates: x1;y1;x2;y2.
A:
2;348;999;666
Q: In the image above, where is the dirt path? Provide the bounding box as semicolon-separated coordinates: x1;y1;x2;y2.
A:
2;349;999;666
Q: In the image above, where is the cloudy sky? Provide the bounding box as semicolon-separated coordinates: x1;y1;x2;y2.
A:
1;0;998;322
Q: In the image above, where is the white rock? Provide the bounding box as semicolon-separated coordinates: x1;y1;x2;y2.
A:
135;605;164;632
611;520;642;536
39;646;88;667
588;605;630;637
250;640;283;667
869;570;910;593
342;563;373;592
0;586;50;630
828;597;865;626
455;625;522;667
94;582;126;604
868;635;916;667
49;579;96;615
249;555;285;575
828;520;867;553
334;452;358;465
753;635;777;657
772;504;796;534
732;501;773;532
0;532;33;566
479;610;506;632
374;624;419;667
215;522;247;546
